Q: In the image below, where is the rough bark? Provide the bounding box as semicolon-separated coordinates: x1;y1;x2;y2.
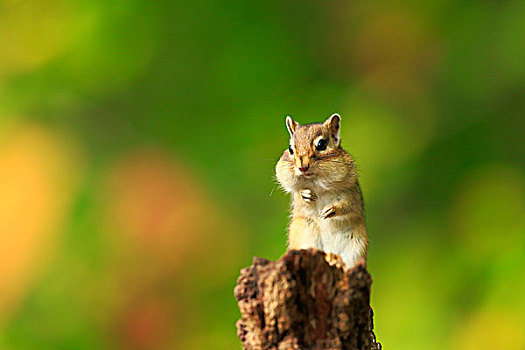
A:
234;249;380;350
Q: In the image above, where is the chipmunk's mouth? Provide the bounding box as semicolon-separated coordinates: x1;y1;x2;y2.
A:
297;172;314;177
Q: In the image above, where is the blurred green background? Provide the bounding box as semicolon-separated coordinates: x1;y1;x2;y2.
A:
1;0;524;349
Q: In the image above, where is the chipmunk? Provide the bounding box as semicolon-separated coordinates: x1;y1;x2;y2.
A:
275;114;368;268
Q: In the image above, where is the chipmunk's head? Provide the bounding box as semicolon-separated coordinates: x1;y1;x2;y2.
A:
276;113;355;192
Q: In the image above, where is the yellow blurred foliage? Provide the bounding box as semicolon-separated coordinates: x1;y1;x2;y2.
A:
451;308;525;350
0;0;72;77
341;91;435;198
451;165;525;260
372;232;450;350
0;123;78;323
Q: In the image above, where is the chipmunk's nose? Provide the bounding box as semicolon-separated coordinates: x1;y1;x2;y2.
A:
296;154;312;173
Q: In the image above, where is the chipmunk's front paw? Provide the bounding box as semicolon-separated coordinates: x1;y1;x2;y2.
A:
320;205;336;219
300;189;317;203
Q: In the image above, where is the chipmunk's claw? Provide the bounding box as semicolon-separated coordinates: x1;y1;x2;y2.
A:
320;205;336;219
300;189;317;203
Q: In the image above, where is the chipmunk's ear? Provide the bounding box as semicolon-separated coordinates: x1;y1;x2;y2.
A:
285;116;298;137
324;113;341;146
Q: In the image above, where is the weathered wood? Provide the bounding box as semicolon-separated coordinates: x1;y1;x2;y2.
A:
234;249;380;350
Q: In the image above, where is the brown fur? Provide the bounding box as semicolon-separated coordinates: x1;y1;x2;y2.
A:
275;114;368;268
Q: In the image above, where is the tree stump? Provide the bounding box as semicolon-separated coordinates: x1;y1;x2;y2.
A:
234;249;380;350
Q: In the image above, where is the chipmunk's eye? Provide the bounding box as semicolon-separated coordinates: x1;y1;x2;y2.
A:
316;139;328;151
288;145;294;155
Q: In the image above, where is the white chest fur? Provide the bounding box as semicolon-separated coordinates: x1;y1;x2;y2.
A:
294;185;365;268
